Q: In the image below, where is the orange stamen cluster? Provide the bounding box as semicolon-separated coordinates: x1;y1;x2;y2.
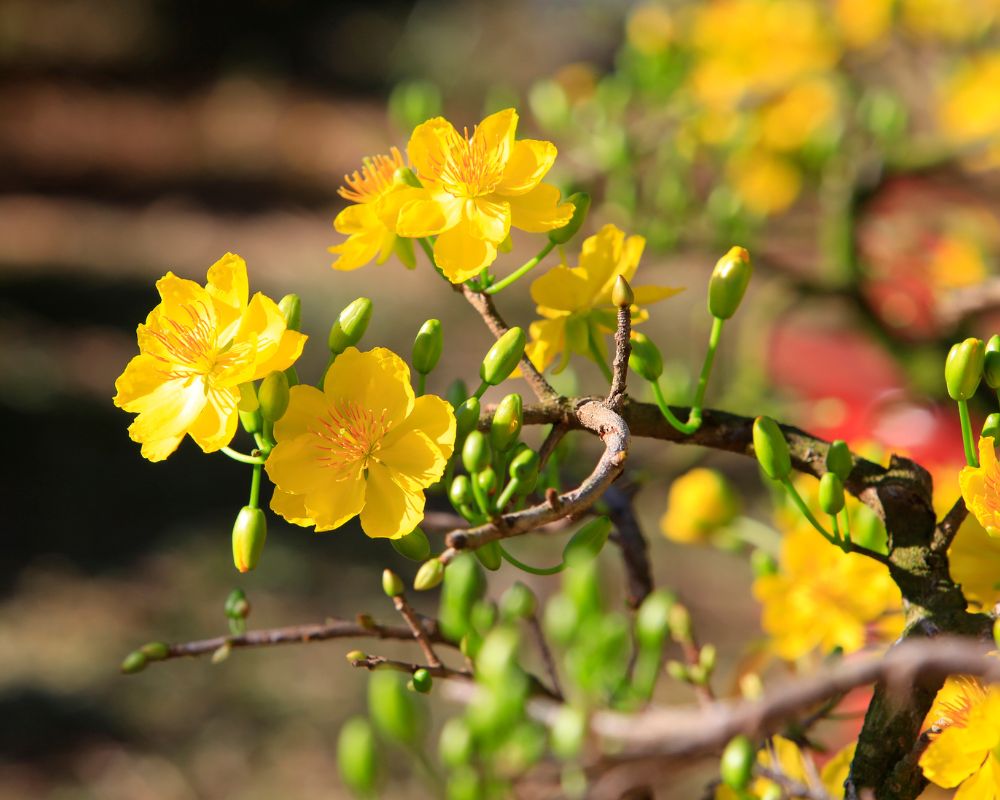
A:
433;126;506;198
338;147;405;203
316;402;392;469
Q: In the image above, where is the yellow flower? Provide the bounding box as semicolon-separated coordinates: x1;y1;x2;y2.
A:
524;223;682;373
960;438;1000;538
329;147;407;271
757;78;839;153
715;737;852;799
265;347;456;539
727;149;802;217
626;3;675;56
835;0;894;49
902;0;1000;42
393;108;574;283
921;676;1000;797
938;54;1000;171
660;468;739;544
113;254;307;462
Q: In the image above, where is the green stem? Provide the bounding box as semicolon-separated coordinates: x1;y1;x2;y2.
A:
781;477;839;547
471;475;491;518
472;379;490;400
651;381;699;435
958;399;978;467
840;508;852;545
688;316;725;428
831;512;844;546
249;463;263;509
587;327;614;383
498;543;565;575
485;241;556;294
416;372;426;397
221;447;266;465
495;478;521;513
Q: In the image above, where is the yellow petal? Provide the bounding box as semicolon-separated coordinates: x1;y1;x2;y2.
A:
377;429;448;487
381;394;457;455
188;385;240;452
241;293;307;378
820;742;855;797
632;285;685;305
265;434;333;495
577;224;627;293
954;756;1000;800
270;488;315;528
497;139;558;196
359;461;426;539
471;108;518;168
274;384;331;442
466;197;511;244
205;253;249;311
396;191;464;238
114;353;168;410
322;347;415;429
530;265;593;313
408;117;458;183
303;471;367;532
508;183;575;233
524;317;567;373
333;204;377;236
433;218;497;283
126;377;208;462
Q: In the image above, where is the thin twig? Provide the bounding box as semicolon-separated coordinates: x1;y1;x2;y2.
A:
931;496;968;553
348;653;472;680
528;612;563;701
391;591;442;668
604;485;653;609
537;422;569;470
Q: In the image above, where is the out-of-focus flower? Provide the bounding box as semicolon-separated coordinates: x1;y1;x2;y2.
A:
726;149;802;216
927;232;990;290
960;438;1000;538
394;108;574;283
902;0;1000;42
626;3;675;56
660;468;739;543
524;224;682;373
938;54;1000;171
716;736;852;799
114;254;306;461
266;347;455;539
835;0;894;48
920;675;1000;796
329;148;407;271
757;78;839;152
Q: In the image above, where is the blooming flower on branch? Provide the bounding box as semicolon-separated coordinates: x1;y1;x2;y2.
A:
524;223;682;373
393;108;574;283
266;347;456;539
715;736;852;799
113;254;307;462
960;437;1000;537
660;467;739;544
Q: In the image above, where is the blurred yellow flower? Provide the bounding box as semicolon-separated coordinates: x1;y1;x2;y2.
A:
928;233;989;290
920;675;1000;797
113;254;307;462
902;0;1000;42
757;78;839;152
329;147;407;272
835;0;893;48
938;54;1000;171
266;347;455;539
393;108;574;283
626;3;675;56
660;468;739;544
523;223;682;373
960;438;1000;538
716;736;851;799
727;150;802;217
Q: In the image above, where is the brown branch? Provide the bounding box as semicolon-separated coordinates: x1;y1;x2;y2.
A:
607;304;632;411
391;591;442;668
349;653;472;680
756;765;832;800
537;422;568;470
528;612;563;701
931;496;968;554
603;485;653;609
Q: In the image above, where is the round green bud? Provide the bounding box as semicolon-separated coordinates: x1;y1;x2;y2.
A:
382;569;404;598
612;275;634;308
238;407;263;435
471;599;498;633
476;627;521;684
509;446;540;483
462;430;490;473
410;668;433;694
490;393;523;453
945;337;985;401
668;603;693;643
224;588;249;619
258;370;290;422
439;553;486;641
562;516;612;566
391;528;431;561
475;541;502;571
446;766;482;800
499;581;537;621
665;660;688;682
753;416;791;481
818;472;845;515
708;246;752;320
551;706;587;760
446;379;468;409
543;593;579;646
548;192;591;244
699;643;717;673
720;734;756;790
394;164;424;188
278;294;302;331
477;467;497;494
120;650;148;674
337;717;378;796
368;670;421;745
328;297;373;355
412;319;443;375
460;631;482;660
414;558;445;591
480;327;526;386
628;332;663;382
439;718;474;768
635;590;676;651
345;650;367;663
449;475;473;508
455;397;481;439
232;506;267;573
985;413;1000;441
826;439;853;481
139;642;169;661
750;549;778;577
986;335;1000;389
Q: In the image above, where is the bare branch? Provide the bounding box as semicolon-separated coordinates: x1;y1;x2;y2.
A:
603;485;653;609
931;496;968;553
348;653;472;680
607;304;632;411
391;589;443;668
528;612;563;701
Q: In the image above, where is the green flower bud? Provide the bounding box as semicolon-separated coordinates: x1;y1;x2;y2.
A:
818;472;845;515
753;416;791;481
237;383;262;434
345;650;367;663
548;192;591;244
476;627;521;683
446;766;482;800
224;588;250;619
480;327;526;386
462;430;490;473
455;397;481;439
412;319;443;375
382;569;404;598
460;631;482;660
337;717;378;797
551;706;587;760
826;439;853;481
368;670;421;745
446;379;468;409
509;446;540;483
750;549;778;577
449;474;473;507
986;335;1000;389
439;717;474;767
238;407;263;435
945;337;985;401
477;467;497;494
708;246;752;320
410;668;433;694
490;393;523;452
612;275;634;308
720;734;756;790
699;643;717;673
665;660;688;682
232;506;267;573
139;642;169;661
328;297;373;355
668;603;693;643
628;332;663;382
439;553;486;641
278;294;302;331
984;413;1000;441
471;599;498;633
543;593;579;645
391;527;431;561
414;558;445;591
499;581;537;621
394;165;424;188
635;590;676;650
258;370;290;422
120;650;148;674
562;516;612;566
475;541;502;571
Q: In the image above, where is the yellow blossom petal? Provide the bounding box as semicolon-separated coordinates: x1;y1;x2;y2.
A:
205;252;249;311
381;394;457;455
961;438;1000;537
507;183;574;233
359;461;426;539
322;347;414;429
433;218;498;282
377;429;448;486
188;386;241;453
921;683;1000;788
471;108;518;167
496;139;558;196
273;384;329;441
408;117;461;185
303;472;368;533
270;488;314;527
395;190;464;238
466;197;512;243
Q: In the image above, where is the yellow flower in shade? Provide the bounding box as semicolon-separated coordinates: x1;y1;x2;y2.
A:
113;254;307;462
660;468;739;544
393;108;575;283
938;54;1000;171
757;79;839;153
716;737;852;799
920;675;1000;797
524;223;683;373
835;0;893;49
329;147;407;271
960;438;1000;538
265;347;455;539
726;149;802;217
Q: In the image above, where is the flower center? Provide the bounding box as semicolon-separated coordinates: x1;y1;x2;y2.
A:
147;302;250;388
435;126;506;198
338;147;404;203
315;402;392;470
